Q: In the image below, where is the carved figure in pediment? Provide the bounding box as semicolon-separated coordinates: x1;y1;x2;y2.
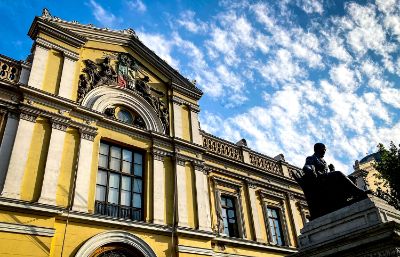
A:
77;74;90;104
97;57;117;86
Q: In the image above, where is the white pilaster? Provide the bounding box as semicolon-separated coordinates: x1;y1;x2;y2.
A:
288;194;302;236
176;159;189;227
194;167;212;231
153;151;166;225
38;122;68;205
173;102;183;138
190;110;202;145
58;57;76;99
27;45;49;89
0;113;19;192
1;113;37;199
248;185;264;242
72;132;95;212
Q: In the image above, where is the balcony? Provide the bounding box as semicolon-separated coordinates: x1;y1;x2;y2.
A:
95;201;142;221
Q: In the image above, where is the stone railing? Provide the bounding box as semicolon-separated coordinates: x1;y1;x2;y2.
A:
287;164;302;179
202;132;243;162
249;151;283;175
0;54;20;84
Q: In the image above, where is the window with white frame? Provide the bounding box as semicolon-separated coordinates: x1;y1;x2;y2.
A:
213;177;246;238
221;194;240;237
95;141;144;221
266;207;285;246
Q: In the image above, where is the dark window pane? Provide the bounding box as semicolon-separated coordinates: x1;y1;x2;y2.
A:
122;160;131;173
108;188;119;204
133;179;142;193
133;193;142;208
110;157;121;171
110;146;121;158
134;164;142;176
109;173;119;188
134;153;142;164
123;149;132;162
100;143;109;155
121;176;131;190
96;185;106;201
98;154;108;168
97;170;107;185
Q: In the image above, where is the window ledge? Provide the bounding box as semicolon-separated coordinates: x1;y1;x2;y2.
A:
0;197;64;215
65;212;172;234
176;226;216;238
213;236;298;253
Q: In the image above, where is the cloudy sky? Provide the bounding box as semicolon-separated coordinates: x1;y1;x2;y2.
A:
1;0;399;173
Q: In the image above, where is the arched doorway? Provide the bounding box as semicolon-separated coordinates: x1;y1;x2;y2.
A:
90;243;144;257
75;231;157;257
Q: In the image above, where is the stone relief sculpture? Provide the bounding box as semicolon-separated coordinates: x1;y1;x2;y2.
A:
292;143;369;220
77;53;169;133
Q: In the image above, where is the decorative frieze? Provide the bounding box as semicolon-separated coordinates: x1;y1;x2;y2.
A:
202;134;243;162
35;37;79;60
81;132;95;141
51;121;68;131
249;152;282;175
19;112;37;123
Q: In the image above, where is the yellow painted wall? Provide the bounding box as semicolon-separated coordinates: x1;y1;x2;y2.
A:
185;162;197;229
0;231;52;257
21;118;51;202
181;105;191;141
43;49;63;95
56;128;79;207
0;210;55;228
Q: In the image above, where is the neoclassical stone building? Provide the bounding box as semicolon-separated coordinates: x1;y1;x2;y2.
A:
0;9;308;257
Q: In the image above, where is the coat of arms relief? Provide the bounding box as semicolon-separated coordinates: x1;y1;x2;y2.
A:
77;53;169;133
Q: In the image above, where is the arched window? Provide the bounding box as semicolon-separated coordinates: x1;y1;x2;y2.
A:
116;108;134;124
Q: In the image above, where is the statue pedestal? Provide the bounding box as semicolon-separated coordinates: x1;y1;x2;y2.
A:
291;196;400;257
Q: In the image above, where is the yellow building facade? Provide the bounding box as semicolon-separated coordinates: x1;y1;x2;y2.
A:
0;9;308;257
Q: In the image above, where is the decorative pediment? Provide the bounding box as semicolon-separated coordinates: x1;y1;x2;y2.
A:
78;53;169;134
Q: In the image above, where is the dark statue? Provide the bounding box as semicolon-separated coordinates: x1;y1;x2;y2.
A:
292;143;369;220
77;53;169;133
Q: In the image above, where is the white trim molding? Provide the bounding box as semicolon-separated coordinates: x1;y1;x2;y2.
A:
82;86;164;133
177;245;213;256
0;222;55;237
75;230;157;257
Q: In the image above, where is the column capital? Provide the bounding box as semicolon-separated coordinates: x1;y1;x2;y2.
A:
19;112;37;123
51;118;69;131
153;149;170;162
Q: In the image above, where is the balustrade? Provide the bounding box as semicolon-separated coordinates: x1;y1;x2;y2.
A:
0;55;20;84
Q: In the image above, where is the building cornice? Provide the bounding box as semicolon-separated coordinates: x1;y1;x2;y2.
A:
28;16;87;48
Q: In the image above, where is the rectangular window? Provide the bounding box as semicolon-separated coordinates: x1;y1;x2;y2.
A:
221;195;239;237
267;207;285;246
95;141;144;221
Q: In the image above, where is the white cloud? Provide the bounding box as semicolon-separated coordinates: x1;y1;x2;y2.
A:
137;32;179;68
87;0;120;28
177;10;208;33
297;0;324;14
329;64;358;91
127;0;147;12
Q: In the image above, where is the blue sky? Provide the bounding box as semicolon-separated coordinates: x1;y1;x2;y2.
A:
1;0;400;173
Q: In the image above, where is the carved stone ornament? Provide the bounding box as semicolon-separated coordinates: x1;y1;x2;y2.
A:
19;112;37;123
81;132;95;141
52;121;68;131
77;53;170;134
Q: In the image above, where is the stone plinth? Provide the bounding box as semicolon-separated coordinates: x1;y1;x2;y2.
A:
291;196;400;257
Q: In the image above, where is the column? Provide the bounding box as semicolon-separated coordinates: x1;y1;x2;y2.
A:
58;57;77;99
27;44;49;89
248;184;264;242
72;131;96;212
173;102;183;138
38;120;68;205
153;150;166;225
1;113;37;199
0;112;19;192
190;109;202;145
176;158;189;227
194;165;212;231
